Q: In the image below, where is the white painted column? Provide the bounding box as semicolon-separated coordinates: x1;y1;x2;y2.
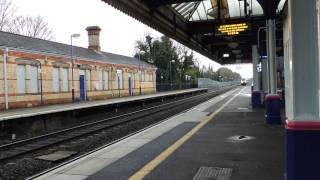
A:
267;19;277;94
261;58;268;93
3;48;8;110
252;45;260;90
285;0;320;179
285;0;320;125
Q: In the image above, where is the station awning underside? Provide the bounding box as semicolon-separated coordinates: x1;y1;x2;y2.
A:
102;0;285;64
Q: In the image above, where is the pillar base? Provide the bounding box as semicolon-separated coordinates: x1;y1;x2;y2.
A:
265;94;281;124
286;121;320;180
252;90;263;108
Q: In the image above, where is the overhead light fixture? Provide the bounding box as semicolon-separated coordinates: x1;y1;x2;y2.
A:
223;53;230;58
217;23;249;36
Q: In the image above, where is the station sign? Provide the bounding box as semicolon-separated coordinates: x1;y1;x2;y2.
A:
217;23;250;36
257;63;262;72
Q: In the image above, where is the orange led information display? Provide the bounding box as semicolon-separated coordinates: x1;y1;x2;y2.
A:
218;23;249;35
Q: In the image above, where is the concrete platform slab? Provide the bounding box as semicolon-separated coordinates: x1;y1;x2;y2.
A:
44;174;87;180
36;151;77;162
96;148;133;159
61;158;116;176
118;139;153;148
131;132;163;140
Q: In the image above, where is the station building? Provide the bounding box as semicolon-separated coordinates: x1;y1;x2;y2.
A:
0;26;157;110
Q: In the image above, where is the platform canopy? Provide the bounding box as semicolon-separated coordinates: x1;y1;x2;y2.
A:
102;0;285;64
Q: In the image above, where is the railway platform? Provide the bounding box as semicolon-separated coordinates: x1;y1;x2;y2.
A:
0;88;207;122
32;86;284;180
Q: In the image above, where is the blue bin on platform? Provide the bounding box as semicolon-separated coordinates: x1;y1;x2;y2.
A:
252;90;263;108
265;94;281;124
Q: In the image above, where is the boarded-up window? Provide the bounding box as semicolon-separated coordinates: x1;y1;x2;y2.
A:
98;69;103;90
62;68;69;92
86;70;91;91
30;65;38;93
115;70;123;89
52;67;60;92
103;70;109;90
132;73;135;87
142;71;145;81
147;73;150;82
16;65;26;94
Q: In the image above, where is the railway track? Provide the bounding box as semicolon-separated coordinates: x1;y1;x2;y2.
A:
0;88;234;162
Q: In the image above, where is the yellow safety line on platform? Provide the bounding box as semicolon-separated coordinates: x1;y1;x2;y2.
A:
128;87;245;180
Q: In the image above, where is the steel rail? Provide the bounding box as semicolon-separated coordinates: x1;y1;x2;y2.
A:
0;87;235;162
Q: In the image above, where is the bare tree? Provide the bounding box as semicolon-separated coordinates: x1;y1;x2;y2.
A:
0;0;54;40
0;0;16;31
7;15;54;40
217;67;234;81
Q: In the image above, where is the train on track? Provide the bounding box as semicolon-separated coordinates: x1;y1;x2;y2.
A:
240;79;247;86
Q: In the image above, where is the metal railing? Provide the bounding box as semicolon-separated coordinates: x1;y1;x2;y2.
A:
156;83;198;92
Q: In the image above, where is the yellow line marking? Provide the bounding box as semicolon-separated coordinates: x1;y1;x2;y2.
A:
128;87;245;180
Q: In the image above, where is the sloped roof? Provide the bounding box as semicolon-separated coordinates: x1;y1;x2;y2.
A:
0;31;155;69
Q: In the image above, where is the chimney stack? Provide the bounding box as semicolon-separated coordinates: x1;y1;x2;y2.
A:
86;26;101;51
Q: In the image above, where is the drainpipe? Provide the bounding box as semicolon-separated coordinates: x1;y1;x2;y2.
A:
3;48;9;110
40;59;44;105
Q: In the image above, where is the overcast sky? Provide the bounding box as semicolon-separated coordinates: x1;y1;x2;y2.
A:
11;0;252;78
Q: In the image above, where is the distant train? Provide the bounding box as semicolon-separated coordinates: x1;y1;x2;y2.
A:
240;78;247;86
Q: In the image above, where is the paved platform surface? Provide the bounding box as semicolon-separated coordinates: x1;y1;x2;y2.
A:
0;88;206;122
34;86;284;180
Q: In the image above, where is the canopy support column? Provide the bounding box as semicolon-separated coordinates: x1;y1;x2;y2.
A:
265;18;281;124
252;45;263;108
285;0;320;179
266;19;277;94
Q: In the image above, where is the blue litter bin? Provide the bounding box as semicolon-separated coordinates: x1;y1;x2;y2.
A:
265;94;281;124
252;90;263;108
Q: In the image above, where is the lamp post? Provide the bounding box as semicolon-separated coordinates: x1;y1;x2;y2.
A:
160;74;163;91
194;60;200;78
138;50;145;95
169;60;175;90
71;33;80;102
185;74;190;89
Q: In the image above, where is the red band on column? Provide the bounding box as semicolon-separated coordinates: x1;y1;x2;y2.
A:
286;120;320;130
265;94;280;101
